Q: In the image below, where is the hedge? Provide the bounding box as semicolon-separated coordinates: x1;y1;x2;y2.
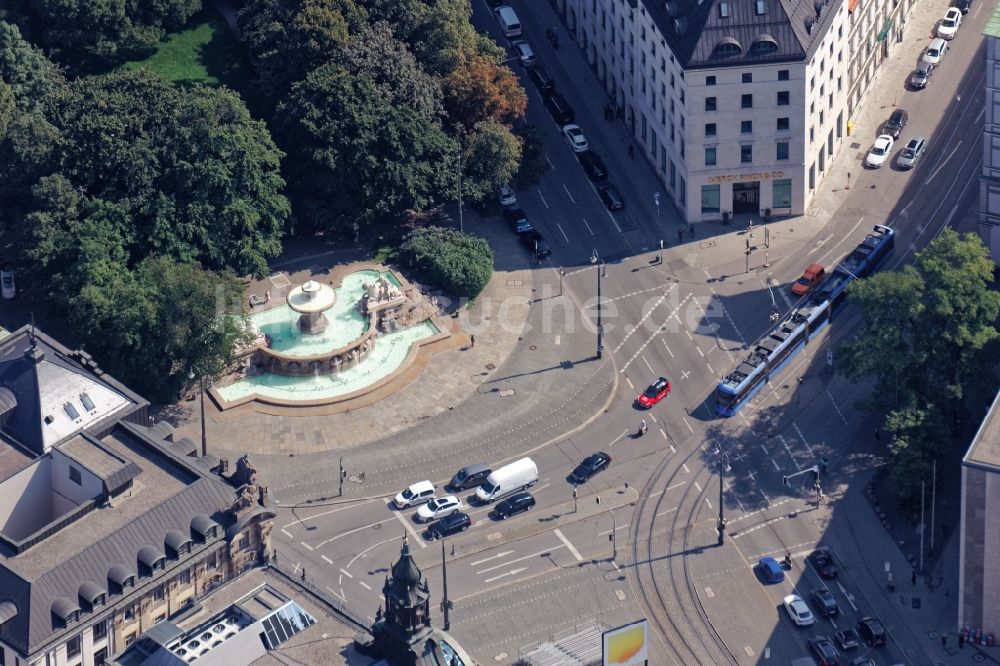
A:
399;226;493;298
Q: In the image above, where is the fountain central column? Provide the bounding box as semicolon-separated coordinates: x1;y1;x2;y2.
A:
287;280;337;334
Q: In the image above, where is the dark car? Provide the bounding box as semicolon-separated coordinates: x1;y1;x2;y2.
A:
810;589;840;617
569;452;611;484
809;636;840;666
759;556;785;583
956;0;972;13
834;628;859;650
578;151;608;181
528;66;555;92
598;184;625;211
850;658;875;666
503;206;532;234
543;92;575;124
911;62;933;89
810;548;838;578
449;463;491;491
492;491;536;520
637;377;671;408
884;109;908;139
520;229;552;258
426;511;471;540
856;617;886;647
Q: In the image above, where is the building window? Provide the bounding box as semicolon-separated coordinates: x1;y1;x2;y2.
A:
706;75;716;86
809;126;815;143
124;604;136;621
153;585;165;602
810;76;815;89
755;0;766;14
773;179;792;207
741;121;752;134
93;620;107;641
680;89;685;105
705;147;717;166
741;144;753;163
777;117;790;131
777;142;789;160
778;69;789;81
705;97;717;112
719;2;730;17
741;94;752;109
705;123;716;137
67;636;81;658
742;72;752;83
777;91;790;106
125;633;137;647
69;466;81;486
180;569;192;585
701;184;721;214
94;647;108;666
154;614;166;625
820;110;825;125
208;552;218;569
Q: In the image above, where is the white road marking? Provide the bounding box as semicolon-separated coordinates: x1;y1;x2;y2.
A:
660;428;668;439
388;501;428;548
682;417;694;434
281;528;294;538
656;507;678;517
669;445;677;453
706;361;715;375
609;428;630;447
606;209;622;232
598;523;631;536
641;355;654;373
694;481;703;492
807;233;834;256
705;498;712;509
925;142;962;186
484;567;528;584
359;581;372;591
346;536;399;569
581;217;595;235
815;217;865;266
662;339;675;358
300;542;315;551
772;459;781;471
680;369;690;380
538;190;550;208
792;423;816;457
777;434;804;471
556;222;570;243
340;568;353;579
624;376;634;390
470;550;516;567
554;529;584;561
321;555;332;564
282;498;379;530
554;335;560;346
325;586;347;601
563;183;576;204
682;463;690;474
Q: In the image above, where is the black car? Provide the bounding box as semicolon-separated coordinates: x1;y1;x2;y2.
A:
569;452;611;484
503;206;532;234
493;491;536;520
598;184;625;211
528;66;555;92
810;589;840;617
809;636;840;666
956;0;972;13
426;511;471;540
578;151;607;181
543;92;575;124
856;617;886;647
810;548;838;578
884;109;908;139
449;463;491;491
520;229;552;258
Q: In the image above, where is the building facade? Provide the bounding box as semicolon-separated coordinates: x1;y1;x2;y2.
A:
979;1;1000;263
555;0;914;222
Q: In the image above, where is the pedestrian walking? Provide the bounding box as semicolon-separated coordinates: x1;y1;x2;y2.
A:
875;428;881;441
677;228;684;243
688;223;695;237
265;289;271;302
911;570;917;585
627;143;635;158
273;550;278;564
959;633;966;649
942;635;947;648
451;543;455;556
469;334;475;349
301;568;306;582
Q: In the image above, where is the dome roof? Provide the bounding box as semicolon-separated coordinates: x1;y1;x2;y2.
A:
390;537;422;589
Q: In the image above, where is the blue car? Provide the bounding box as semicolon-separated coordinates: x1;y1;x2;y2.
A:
759;556;785;583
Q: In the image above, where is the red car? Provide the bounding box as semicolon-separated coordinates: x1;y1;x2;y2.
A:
637;377;671;408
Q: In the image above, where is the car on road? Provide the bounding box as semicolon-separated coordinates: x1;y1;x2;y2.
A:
810;589;840;617
883;109;908;139
416;495;463;522
520;229;552;258
499;184;516;207
0;265;14;300
562;124;589;153
543;92;575;124
865;135;894;168
923;38;948;64
528;65;555;92
637;377;672;408
503;206;532;234
598;183;625;210
956;0;973;13
897;136;926;169
492;491;536;519
578;151;607;181
809;636;841;666
394;480;435;509
569;452;611;484
426;511;471;540
857;617;887;646
511;40;536;68
759;556;785;583
849;658;875;666
810;548;838;578
784;594;816;626
834;628;859;650
911;62;933;89
938;7;962;39
449;463;492;491
792;262;826;296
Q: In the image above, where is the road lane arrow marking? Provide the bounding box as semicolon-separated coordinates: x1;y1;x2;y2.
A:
470;550;516;567
484;567;528;584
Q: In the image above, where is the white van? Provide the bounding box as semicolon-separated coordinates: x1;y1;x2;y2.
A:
475;457;538;503
495;6;522;37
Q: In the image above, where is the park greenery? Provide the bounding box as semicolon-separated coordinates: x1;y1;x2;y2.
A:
400;227;493;298
837;229;1000;502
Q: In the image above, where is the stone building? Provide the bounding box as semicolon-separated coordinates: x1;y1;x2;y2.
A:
979;1;1000;263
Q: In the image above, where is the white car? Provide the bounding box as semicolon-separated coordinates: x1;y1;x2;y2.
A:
0;265;14;300
562;124;589;153
416;495;463;522
783;594;815;626
865;134;894;168
499;184;517;206
512;40;536;68
393;480;435;509
923;38;948;65
938;8;962;39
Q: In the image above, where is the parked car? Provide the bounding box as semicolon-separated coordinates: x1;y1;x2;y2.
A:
834;628;859;650
393;480;435;509
578;151;607;181
856;617;887;646
938;7;962;38
569;452;611;484
476;457;538;503
956;0;973;14
528;65;555;92
416;495;463;522
810;548;838;579
850;658;876;666
637;377;672;408
503;206;532;234
512;40;537;68
759;556;785;583
911;62;933;89
810;589;840;617
792;263;826;296
562;124;589;153
598;184;625;211
865;135;894;168
809;636;841;666
520;229;552;258
543;92;575;124
898;136;926;169
426;511;471;540
0;265;14;300
499;184;516;206
884;109;908;139
784;594;816;626
449;463;492;491
923;38;948;64
492;491;536;519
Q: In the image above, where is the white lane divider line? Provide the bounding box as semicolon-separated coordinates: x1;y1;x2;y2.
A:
711;293;748;346
470;550;516;567
581;217;595;236
660;428;668;439
538;189;550;208
705;497;712;509
662;339;675;358
682;463;690;474
682;417;694;434
605;209;622;232
598;523;631;536
625;376;634;390
792;423;816;458
325;586;347;601
554;529;583;562
339;568;353;579
776;434;804;472
563;183;576;204
556;222;570;243
484;567;528;584
388;500;428;548
642;354;654;373
300;542;315;551
321;555;333;564
615;286;679;356
825;388;850;425
620;293;693;371
609;428;630;447
281;528;294;538
359;581;372;591
656;507;678;517
694;481;703;492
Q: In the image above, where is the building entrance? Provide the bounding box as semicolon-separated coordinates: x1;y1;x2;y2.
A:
732;181;759;215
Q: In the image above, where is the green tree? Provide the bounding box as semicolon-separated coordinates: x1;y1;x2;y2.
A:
400;225;492;297
512;123;548;189
460;119;520;204
0;21;66;110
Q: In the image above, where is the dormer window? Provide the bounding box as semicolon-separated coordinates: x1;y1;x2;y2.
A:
63;402;80;420
755;0;766;14
719;2;730;17
80;392;96;412
713;38;742;58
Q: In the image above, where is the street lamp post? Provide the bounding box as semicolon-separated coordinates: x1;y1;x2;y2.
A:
590;250;606;359
188;368;208;457
596;496;617;560
716;445;730;546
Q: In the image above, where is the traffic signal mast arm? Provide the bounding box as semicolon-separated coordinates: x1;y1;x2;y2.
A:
782;465;819;486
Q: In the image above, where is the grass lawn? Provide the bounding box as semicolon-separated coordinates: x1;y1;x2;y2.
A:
123;10;250;92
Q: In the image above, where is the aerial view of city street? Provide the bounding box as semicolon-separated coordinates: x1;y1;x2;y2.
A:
2;0;1000;664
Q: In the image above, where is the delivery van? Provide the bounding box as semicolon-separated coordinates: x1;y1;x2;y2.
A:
495;6;522;37
475;457;538;503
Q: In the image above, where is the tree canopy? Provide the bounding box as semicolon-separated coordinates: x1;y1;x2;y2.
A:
400;226;493;298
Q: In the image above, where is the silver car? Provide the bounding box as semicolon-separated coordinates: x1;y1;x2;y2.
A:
911;62;933;89
898;136;926;169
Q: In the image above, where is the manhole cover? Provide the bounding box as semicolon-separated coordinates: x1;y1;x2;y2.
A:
485;363;496;370
529;345;537;351
850;142;861;149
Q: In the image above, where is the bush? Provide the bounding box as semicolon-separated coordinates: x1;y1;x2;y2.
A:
400;226;493;298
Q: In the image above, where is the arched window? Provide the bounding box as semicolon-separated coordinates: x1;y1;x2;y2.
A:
713;38;742;58
751;35;780;55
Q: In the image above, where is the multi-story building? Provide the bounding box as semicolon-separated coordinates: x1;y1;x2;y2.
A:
557;0;913;223
980;1;1000;263
0;326;274;666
